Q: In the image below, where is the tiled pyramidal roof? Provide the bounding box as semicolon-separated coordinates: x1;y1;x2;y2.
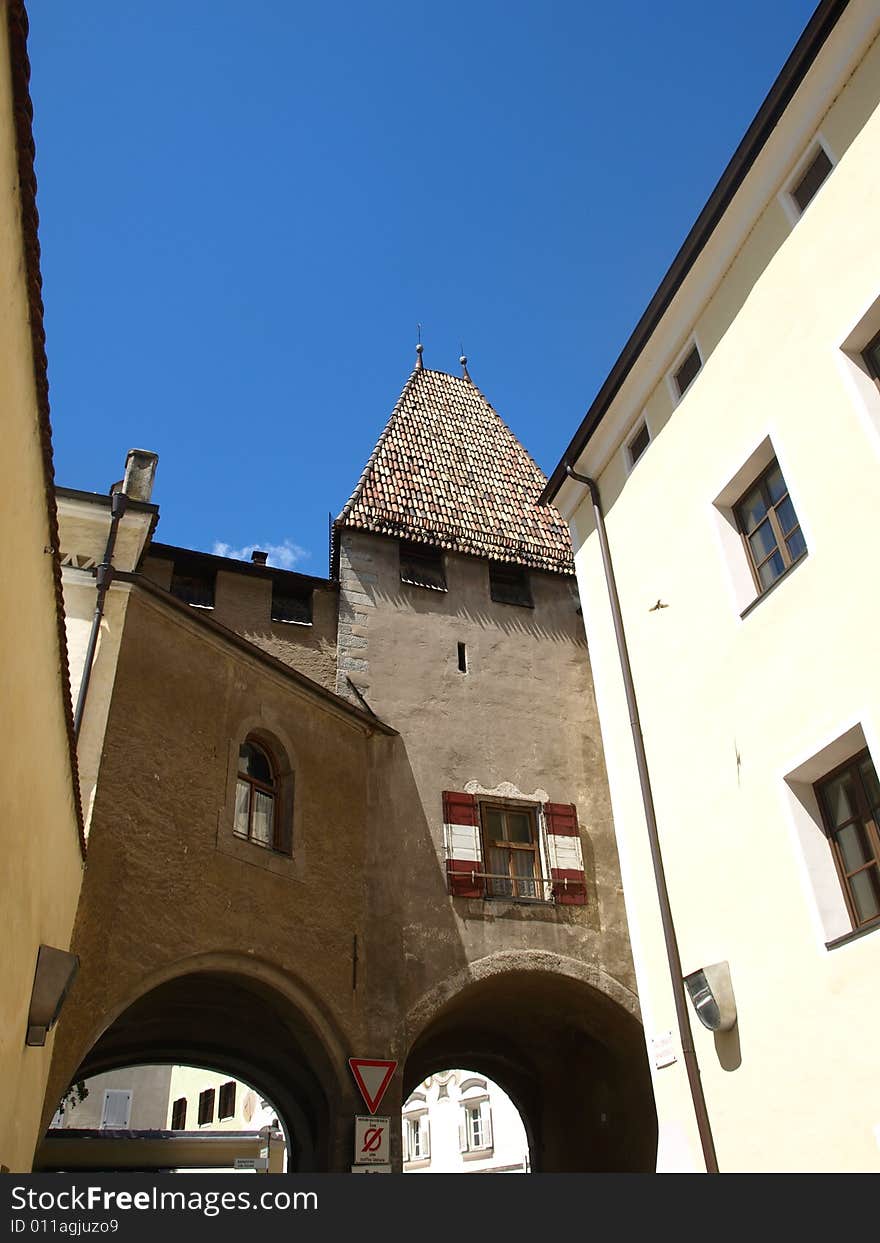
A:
337;367;574;574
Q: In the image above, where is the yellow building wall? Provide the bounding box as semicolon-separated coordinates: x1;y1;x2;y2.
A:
567;12;880;1172
0;4;84;1172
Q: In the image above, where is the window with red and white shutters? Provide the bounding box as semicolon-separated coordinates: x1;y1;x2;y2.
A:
441;793;587;905
442;791;485;897
544;802;587;905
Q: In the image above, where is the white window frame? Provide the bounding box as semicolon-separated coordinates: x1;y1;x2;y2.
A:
779;132;835;226
782;721;879;949
710;433;810;618
665;335;703;407
459;1094;493;1157
402;1111;430;1165
624;416;651;473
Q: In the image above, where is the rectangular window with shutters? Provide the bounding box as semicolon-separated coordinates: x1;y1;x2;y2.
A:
403;1113;430;1164
400;541;446;591
489;562;532;608
171;1098;187;1130
198;1088;215;1126
815;749;880;932
442;791;587;906
218;1081;236;1119
100;1089;132;1129
460;1098;494;1156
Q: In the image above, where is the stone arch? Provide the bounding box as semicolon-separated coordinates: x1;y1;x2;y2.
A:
46;952;350;1172
403;952;657;1172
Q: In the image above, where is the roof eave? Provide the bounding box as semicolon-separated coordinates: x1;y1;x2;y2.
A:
541;0;850;506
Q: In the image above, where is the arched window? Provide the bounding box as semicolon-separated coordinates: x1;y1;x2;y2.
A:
234;740;277;849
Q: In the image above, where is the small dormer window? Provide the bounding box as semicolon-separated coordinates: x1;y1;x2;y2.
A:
790;145;832;215
627;421;650;469
400;541;446;591
489;562;532;608
673;343;702;399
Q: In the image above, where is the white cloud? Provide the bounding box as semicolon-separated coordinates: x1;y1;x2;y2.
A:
212;539;310;571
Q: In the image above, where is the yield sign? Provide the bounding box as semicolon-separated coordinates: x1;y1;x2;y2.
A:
348;1058;397;1114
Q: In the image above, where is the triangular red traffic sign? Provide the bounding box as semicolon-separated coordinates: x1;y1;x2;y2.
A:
348;1058;397;1114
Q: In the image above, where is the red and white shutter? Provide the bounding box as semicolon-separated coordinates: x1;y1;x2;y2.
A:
442;791;484;898
544;802;587;905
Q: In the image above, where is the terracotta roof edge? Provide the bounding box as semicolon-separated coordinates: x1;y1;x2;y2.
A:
7;0;85;853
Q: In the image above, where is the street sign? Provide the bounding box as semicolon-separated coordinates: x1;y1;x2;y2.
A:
348;1057;397;1114
351;1164;391;1174
233;1157;268;1171
354;1115;390;1165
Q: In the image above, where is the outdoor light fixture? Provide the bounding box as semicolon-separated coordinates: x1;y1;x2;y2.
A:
25;945;80;1047
683;961;737;1033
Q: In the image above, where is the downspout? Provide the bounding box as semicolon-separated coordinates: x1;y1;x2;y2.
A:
564;462;719;1174
72;489;128;739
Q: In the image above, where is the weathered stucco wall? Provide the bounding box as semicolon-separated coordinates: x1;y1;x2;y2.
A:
0;1;83;1173
337;530;637;1012
44;587;389;1169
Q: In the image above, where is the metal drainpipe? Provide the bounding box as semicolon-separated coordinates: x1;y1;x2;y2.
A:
72;489;128;739
564;462;719;1174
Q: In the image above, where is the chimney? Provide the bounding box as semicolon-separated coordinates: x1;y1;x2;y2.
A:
122;449;159;502
251;550;269;566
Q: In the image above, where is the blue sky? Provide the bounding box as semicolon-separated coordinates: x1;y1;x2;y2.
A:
28;0;818;574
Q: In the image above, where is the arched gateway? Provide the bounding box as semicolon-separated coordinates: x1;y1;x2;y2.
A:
47;359;657;1171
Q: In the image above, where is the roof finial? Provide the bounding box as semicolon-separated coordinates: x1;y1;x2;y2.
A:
459;345;471;382
415;323;424;369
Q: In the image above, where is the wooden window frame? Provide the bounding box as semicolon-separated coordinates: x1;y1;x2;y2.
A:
170;1097;187;1130
488;562;533;609
862;328;880;394
197;1088;215;1126
734;457;806;595
218;1081;236;1120
815;749;880;932
479;799;541;900
234;739;283;852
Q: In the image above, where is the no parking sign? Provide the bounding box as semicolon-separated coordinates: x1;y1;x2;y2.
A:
354;1115;391;1165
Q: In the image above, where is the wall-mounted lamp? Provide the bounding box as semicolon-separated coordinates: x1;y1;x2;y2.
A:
25;945;80;1047
683;961;737;1033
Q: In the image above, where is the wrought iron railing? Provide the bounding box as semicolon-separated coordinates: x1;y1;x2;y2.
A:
468;870;555;902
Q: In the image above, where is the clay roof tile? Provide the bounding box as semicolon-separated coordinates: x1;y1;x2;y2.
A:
337;368;573;574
